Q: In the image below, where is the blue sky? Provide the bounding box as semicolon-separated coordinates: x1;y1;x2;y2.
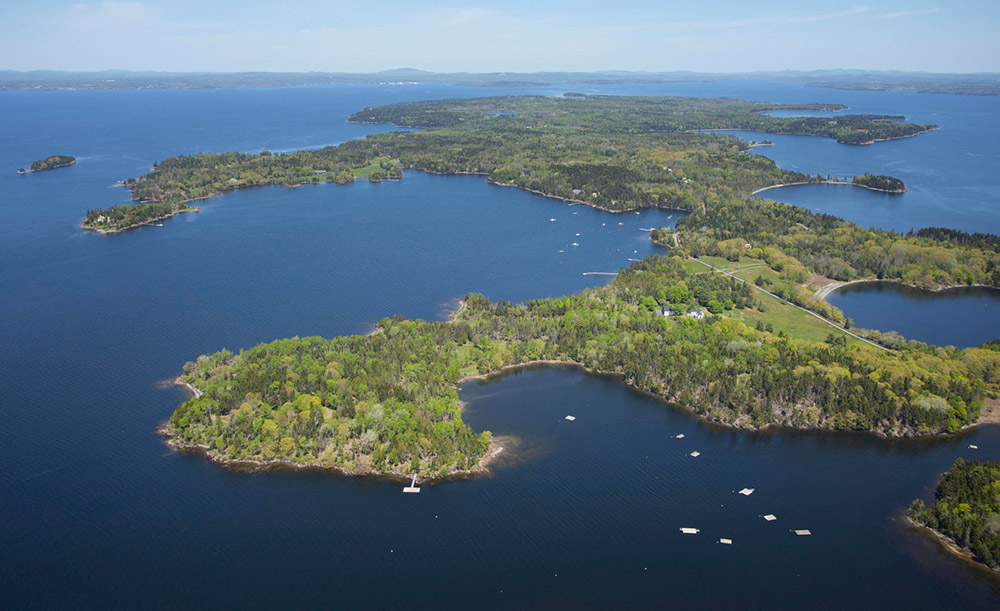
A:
1;0;997;73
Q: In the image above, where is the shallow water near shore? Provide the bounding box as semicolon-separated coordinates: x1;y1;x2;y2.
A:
2;81;1000;607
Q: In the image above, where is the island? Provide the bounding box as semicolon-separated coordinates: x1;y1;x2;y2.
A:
81;96;935;233
29;155;76;172
910;458;1000;571
852;173;906;193
128;95;1000;478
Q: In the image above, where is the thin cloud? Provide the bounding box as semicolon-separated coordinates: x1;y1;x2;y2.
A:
878;7;940;19
665;6;871;30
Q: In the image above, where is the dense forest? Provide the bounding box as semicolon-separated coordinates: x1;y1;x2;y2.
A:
29;154;75;172
659;197;1000;295
852;174;906;192
910;459;1000;571
168;252;1000;477
82;95;933;231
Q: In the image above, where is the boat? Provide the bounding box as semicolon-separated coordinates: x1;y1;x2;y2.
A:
738;488;755;496
564;415;576;421
679;528;700;535
689;451;701;457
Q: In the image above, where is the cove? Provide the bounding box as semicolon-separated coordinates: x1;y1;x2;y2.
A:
826;282;1000;348
455;366;1000;609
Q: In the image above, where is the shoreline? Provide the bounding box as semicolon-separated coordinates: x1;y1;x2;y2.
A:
751;180;906;196
82;207;199;234
161;421;509;483
163;352;1000;484
814;278;996;301
905;515;997;573
699;125;939;146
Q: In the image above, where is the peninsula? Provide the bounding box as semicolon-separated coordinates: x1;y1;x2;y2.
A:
154;95;1000;477
910;458;1000;572
29;155;76;172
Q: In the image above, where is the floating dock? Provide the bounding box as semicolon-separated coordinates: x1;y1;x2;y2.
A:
679;528;700;535
565;415;576;421
689;451;701;457
763;514;777;522
738;488;755;496
402;474;420;494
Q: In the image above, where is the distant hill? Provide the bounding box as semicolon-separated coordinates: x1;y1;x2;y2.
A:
2;69;999;96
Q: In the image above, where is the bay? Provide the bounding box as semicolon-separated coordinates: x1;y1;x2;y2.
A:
2;81;1000;608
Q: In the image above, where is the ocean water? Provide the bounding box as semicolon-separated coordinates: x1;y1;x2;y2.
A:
2;81;999;608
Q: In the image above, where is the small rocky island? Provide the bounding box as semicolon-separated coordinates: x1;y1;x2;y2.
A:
26;155;76;173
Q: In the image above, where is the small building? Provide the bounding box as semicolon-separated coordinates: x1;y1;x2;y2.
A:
687;309;706;320
659;306;675;317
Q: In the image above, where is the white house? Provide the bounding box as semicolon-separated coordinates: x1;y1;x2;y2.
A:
687;309;706;320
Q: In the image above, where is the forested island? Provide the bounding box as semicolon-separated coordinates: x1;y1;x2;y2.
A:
910;458;1000;571
145;94;1000;477
852;174;906;193
28;155;75;172
83;95;934;232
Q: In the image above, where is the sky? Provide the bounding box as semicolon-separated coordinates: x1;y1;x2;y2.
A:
1;0;998;73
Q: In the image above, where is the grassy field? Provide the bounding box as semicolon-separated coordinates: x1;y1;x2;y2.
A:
696;255;867;348
351;160;384;179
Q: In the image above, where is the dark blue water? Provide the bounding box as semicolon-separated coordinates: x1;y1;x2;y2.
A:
2;82;1000;608
721;123;1000;235
827;283;1000;348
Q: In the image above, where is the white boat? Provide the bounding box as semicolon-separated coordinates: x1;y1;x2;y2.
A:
970;444;979;449
550;218;556;222
571;242;579;247
679;528;700;535
719;538;733;545
564;415;576;421
763;514;777;521
689;451;701;457
793;529;812;536
738;488;755;496
675;434;685;439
